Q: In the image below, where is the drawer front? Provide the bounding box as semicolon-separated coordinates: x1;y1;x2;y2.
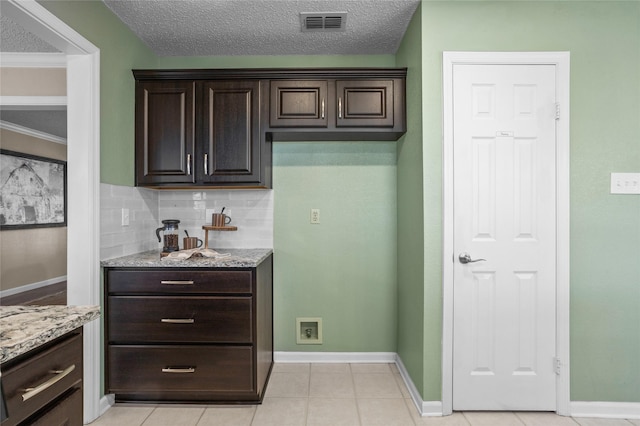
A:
108;296;252;343
107;269;252;294
2;332;82;426
28;387;83;426
107;346;254;394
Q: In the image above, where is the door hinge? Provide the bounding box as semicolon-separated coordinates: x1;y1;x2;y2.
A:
555;103;561;120
554;357;562;375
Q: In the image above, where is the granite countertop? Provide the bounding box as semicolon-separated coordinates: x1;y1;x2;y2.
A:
0;305;100;364
100;248;273;268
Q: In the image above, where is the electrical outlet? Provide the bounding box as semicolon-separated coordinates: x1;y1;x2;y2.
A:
611;173;640;194
310;208;320;224
121;208;130;226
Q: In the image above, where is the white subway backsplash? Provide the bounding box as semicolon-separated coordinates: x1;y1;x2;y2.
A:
100;183;159;260
159;190;274;249
101;185;273;259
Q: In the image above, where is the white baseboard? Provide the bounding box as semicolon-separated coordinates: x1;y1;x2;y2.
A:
395;355;443;416
0;276;67;298
571;401;640;419
274;351;396;363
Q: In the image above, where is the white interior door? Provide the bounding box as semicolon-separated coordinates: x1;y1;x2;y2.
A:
452;64;557;410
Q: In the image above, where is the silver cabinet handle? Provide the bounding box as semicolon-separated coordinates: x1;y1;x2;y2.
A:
162;367;195;374
338;97;342;119
204;153;208;175
22;364;76;401
321;98;325;119
161;318;195;324
160;280;194;285
459;253;486;264
186;153;191;175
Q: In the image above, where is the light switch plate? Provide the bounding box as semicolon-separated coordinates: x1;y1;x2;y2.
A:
610;173;640;194
121;208;130;226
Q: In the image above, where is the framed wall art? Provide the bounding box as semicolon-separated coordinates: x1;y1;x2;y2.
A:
0;149;67;230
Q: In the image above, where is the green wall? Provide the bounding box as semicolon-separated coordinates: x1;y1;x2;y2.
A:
417;0;640;402
395;4;428;398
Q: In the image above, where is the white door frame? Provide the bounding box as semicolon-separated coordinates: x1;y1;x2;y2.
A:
442;52;570;416
2;1;102;423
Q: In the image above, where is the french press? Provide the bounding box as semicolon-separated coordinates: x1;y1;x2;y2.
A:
155;219;180;252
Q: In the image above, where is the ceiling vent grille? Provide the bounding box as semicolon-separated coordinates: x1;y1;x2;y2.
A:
300;12;347;32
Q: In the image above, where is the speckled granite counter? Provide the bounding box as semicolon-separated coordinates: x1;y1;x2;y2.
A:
100;248;272;268
0;305;100;364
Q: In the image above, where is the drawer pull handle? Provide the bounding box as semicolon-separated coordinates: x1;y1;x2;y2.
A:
161;318;195;324
22;364;76;402
162;367;195;374
160;280;194;285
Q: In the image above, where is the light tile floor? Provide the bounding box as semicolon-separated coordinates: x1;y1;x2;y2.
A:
90;363;639;426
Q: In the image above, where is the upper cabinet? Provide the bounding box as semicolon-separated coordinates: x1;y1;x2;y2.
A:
268;70;405;141
135;80;197;186
200;80;263;185
133;68;406;189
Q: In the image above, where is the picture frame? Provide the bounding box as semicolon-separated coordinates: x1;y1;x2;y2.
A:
0;149;67;230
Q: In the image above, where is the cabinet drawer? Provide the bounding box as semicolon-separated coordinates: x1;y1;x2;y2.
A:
107;346;254;395
2;332;82;426
27;387;83;426
108;296;252;343
107;269;252;294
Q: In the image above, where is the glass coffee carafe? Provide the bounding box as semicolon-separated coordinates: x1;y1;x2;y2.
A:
155;219;180;252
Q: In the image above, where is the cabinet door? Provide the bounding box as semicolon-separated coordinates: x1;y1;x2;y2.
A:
270;80;328;127
135;81;196;185
335;80;394;128
200;81;262;184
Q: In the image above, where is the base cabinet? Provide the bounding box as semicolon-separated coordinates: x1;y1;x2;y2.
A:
104;255;273;403
1;330;83;426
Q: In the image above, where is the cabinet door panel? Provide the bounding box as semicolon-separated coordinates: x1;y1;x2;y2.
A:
270;80;329;128
201;81;261;184
135;81;196;185
336;80;394;127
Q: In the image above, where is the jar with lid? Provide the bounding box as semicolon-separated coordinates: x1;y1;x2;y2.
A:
155;219;180;252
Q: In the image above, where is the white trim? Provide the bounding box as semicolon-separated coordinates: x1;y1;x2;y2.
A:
0;276;67;298
0;120;66;144
99;395;115;418
441;51;571;416
395;355;443;417
0;96;67;107
274;351;397;363
571;402;640;419
0;52;67;67
3;1;102;424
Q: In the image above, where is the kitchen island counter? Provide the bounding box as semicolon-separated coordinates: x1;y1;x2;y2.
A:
0;305;100;364
101;248;272;269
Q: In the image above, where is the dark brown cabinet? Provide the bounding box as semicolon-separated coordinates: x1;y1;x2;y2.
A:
133;68;406;188
1;330;83;426
103;255;273;403
268;71;405;141
135;81;196;186
200;81;263;185
134;72;270;189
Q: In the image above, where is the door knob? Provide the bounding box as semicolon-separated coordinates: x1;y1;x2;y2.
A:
459;253;486;264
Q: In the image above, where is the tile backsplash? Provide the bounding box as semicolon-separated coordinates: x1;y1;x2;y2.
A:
101;184;273;260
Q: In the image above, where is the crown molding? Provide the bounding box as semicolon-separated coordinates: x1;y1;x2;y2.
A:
0;52;67;67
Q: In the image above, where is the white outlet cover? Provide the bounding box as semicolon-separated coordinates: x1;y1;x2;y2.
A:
610;173;640;194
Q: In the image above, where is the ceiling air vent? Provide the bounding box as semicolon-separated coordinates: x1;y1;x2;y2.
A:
300;12;347;32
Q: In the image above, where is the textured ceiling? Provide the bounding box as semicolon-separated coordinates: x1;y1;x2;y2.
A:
0;15;60;53
103;0;420;56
